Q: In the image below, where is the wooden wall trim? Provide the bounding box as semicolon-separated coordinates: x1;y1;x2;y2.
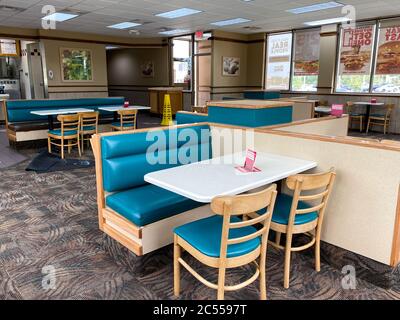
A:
390;185;400;267
209;118;400;152
210;36;264;44
48;85;107;88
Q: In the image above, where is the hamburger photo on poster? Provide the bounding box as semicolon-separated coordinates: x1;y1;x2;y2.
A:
339;25;374;75
376;25;400;75
293;30;320;76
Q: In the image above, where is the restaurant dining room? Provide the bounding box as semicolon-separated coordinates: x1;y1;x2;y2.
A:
1;0;400;310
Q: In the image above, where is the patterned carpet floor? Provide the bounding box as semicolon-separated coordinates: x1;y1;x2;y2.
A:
1;147;400;300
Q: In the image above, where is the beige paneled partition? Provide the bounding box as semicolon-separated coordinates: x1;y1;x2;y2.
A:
210;118;400;266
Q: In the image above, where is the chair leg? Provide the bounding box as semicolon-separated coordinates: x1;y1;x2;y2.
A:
173;235;181;297
259;242;267;300
384;121;387;135
360;117;363;132
48;137;51;154
315;237;321;272
81;135;84;154
217;267;226;300
77;137;81;157
283;233;293;289
275;232;281;246
61;140;64;159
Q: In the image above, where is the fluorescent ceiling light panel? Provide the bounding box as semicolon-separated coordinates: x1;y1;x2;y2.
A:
211;18;251;26
304;16;351;26
159;29;190;35
108;22;142;29
156;8;202;19
42;12;78;22
287;1;344;14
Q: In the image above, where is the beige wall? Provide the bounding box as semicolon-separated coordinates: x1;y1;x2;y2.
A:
42;39;109;99
107;47;169;106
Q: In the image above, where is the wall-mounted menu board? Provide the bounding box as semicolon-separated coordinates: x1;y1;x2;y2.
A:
0;39;20;57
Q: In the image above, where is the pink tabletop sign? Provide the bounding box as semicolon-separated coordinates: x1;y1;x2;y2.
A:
236;149;261;173
331;104;344;117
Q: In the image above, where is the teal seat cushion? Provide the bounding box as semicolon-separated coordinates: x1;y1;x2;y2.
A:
350;113;364;116
111;122;135;127
272;193;318;225
106;184;202;227
369;114;385;118
48;129;77;136
174;215;260;258
82;125;96;132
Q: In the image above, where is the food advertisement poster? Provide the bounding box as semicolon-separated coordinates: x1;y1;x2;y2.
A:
293;30;320;76
376;25;400;75
266;33;292;90
339;25;374;75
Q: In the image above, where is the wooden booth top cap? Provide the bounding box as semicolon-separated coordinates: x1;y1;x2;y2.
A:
206;99;292;109
148;87;184;92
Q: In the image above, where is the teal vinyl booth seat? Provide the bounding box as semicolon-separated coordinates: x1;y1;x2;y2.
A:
3;97;125;144
92;124;214;255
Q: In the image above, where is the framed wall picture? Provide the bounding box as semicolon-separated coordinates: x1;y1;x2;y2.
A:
60;48;93;81
141;60;155;78
222;56;240;76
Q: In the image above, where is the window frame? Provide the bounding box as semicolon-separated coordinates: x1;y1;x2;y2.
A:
171;35;194;90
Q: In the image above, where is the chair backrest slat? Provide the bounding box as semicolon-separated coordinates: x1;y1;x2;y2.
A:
227;226;268;245
296;202;325;215
299;189;329;201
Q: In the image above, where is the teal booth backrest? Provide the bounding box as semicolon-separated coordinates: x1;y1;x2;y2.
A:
101;125;212;193
176;112;208;125
6;97;125;123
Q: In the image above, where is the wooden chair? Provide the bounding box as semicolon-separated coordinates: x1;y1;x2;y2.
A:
79;111;99;153
366;104;394;134
347;101;365;132
314;100;330;118
48;114;81;159
174;185;278;300
111;109;137;131
268;170;336;289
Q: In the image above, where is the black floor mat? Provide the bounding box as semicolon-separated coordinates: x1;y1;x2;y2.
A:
25;151;94;173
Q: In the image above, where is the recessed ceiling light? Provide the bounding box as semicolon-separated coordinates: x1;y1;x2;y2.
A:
159;29;190;35
211;18;251;27
156;8;202;19
287;1;344;14
108;22;142;29
42;12;78;22
304;16;351;26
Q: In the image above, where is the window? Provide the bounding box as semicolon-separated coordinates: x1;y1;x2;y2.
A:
336;23;376;93
265;32;292;90
292;29;320;92
372;19;400;93
172;36;192;89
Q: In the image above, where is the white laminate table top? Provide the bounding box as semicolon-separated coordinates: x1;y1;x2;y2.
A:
314;106;331;112
98;106;150;111
30;108;94;116
354;102;385;106
144;152;317;203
